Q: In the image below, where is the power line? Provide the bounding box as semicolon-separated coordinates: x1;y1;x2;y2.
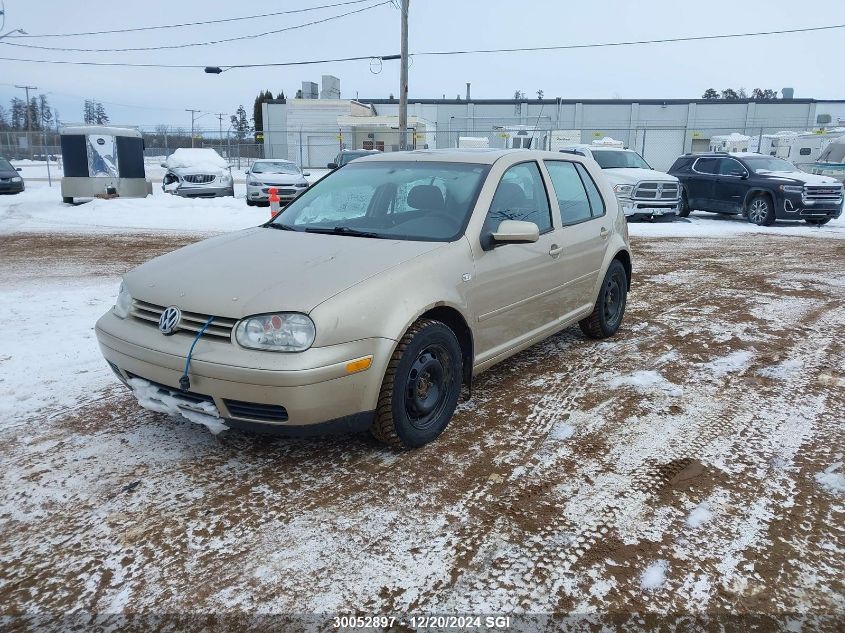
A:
0;1;391;52
0;22;842;69
7;0;375;38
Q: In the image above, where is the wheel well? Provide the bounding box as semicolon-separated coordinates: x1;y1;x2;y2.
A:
613;250;632;290
744;189;775;211
419;306;473;386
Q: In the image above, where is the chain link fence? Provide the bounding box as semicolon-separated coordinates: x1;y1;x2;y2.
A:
3;124;838;175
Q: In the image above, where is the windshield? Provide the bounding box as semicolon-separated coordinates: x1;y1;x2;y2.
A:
591;150;652;170
252;161;300;174
818;143;845;164
338;151;374;166
271;161;490;242
743;157;796;173
0;158;14;171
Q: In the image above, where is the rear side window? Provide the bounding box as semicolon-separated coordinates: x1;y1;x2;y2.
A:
799;147;811;156
543;161;593;225
574;163;605;217
693;157;719;174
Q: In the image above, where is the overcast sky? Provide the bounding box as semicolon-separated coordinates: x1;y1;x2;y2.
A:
0;0;842;129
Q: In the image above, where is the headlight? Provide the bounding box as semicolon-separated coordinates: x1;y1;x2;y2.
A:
220;173;233;185
11;176;22;183
294;182;308;188
113;282;132;318
235;313;316;352
779;185;803;194
248;179;262;186
613;184;634;196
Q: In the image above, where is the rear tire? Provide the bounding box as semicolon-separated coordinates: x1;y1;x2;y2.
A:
580;259;628;339
805;217;831;226
678;189;691;217
62;196;73;204
246;199;255;207
746;194;775;226
370;319;463;449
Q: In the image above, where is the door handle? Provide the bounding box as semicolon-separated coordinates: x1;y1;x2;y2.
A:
549;244;563;258
600;227;609;239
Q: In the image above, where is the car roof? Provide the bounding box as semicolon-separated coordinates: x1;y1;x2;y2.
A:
254;158;295;163
685;152;765;159
355;148;590;165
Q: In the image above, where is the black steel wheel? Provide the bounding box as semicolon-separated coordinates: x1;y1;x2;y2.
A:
580;259;628;339
371;319;462;449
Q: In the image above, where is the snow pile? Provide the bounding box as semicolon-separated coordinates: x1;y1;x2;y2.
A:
815;461;845;495
164;148;229;174
548;421;576;440
686;502;713;528
712;132;752;142
701;351;753;377
128;377;229;435
607;370;681;395
640;560;668;590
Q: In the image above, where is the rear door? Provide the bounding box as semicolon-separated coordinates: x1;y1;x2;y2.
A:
470;161;564;362
543;160;611;317
713;157;750;213
688;157;719;210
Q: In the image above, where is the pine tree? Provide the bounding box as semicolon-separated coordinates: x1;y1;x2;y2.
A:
721;88;739;100
27;97;42;131
702;88;720;99
10;98;26;129
38;94;53;128
276;90;286;102
229;105;251;142
94;101;109;125
0;105;8;130
83;99;96;124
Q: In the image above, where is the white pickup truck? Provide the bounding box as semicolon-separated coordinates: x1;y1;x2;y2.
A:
560;145;680;220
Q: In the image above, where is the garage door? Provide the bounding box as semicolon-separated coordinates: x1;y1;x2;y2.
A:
639;129;686;171
306;135;338;169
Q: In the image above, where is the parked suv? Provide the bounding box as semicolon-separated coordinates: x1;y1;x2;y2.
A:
560;145;680;220
96;149;631;448
162;148;234;198
669;152;844;226
327;149;380;170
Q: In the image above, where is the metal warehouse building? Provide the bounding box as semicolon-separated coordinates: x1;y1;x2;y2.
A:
262;78;844;170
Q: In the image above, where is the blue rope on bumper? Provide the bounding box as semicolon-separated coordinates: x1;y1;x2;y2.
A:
179;315;215;392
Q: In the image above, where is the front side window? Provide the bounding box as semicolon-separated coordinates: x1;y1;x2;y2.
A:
544;161;593;224
718;158;747;176
274;161;489;242
482;162;552;237
0;158;13;171
742;156;797;173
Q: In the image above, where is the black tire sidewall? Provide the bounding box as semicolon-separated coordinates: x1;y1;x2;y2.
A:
390;323;463;448
678;189;691;217
748;195;774;226
597;260;628;336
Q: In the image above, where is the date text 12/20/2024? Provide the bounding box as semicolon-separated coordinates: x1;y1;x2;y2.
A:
334;615;512;629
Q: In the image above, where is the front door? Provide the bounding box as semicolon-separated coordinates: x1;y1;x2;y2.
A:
470;161;564;363
688;156;719;210
713;157;750;213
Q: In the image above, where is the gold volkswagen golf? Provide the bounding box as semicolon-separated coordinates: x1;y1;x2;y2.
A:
96;149;632;448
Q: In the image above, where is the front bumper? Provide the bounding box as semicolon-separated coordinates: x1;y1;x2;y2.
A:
620;199;680;217
781;194;843;219
168;185;234;198
246;184;307;203
0;180;24;193
95;311;395;431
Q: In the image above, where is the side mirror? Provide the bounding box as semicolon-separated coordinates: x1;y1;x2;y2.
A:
16;167;22;171
492;220;540;244
303;172;311;177
327;162;338;170
160;162;167;168
740;171;749;179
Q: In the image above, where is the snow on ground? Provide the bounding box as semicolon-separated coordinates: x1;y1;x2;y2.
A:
640;560;669;590
627;212;845;239
686;502;714;528
815;461;845;495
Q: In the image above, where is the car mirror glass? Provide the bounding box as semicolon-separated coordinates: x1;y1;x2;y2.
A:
327;163;338;169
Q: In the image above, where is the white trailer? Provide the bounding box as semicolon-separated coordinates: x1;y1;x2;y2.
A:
709;132;752;153
457;136;490;149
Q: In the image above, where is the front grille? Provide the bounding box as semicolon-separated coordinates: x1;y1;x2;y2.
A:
131;299;237;341
262;187;296;195
126;372;215;406
633;181;680;201
223;399;289;422
804;185;843;202
183;174;216;184
0;178;9;183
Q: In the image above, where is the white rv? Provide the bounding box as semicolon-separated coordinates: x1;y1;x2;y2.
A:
709;133;751;153
759;129;845;170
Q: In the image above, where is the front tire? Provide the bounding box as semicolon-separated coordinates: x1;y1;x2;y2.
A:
747;194;775;226
580;259;628;339
678;189;691;217
371;319;463;449
246;199;255;207
805;217;831;226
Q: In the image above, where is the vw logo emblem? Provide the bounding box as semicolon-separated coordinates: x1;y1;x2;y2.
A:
158;306;181;335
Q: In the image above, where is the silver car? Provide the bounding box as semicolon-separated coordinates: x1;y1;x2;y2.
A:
161;148;234;198
246;159;310;206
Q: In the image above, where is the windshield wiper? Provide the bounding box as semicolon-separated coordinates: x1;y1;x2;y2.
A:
304;226;384;238
265;222;298;231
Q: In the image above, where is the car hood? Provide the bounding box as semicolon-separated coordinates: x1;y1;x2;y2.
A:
755;170;840;186
249;174;306;185
602;167;678;184
0;169;19;178
124;227;445;317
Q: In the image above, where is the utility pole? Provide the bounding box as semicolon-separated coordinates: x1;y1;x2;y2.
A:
398;0;409;151
16;84;37;160
216;113;226;156
186;108;201;148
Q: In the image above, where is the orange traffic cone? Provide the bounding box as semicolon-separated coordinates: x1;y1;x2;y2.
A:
268;187;281;218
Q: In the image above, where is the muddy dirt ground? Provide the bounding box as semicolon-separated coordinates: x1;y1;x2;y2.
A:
0;232;843;631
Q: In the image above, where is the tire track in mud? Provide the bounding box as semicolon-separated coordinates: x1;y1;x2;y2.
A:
423;276;844;612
